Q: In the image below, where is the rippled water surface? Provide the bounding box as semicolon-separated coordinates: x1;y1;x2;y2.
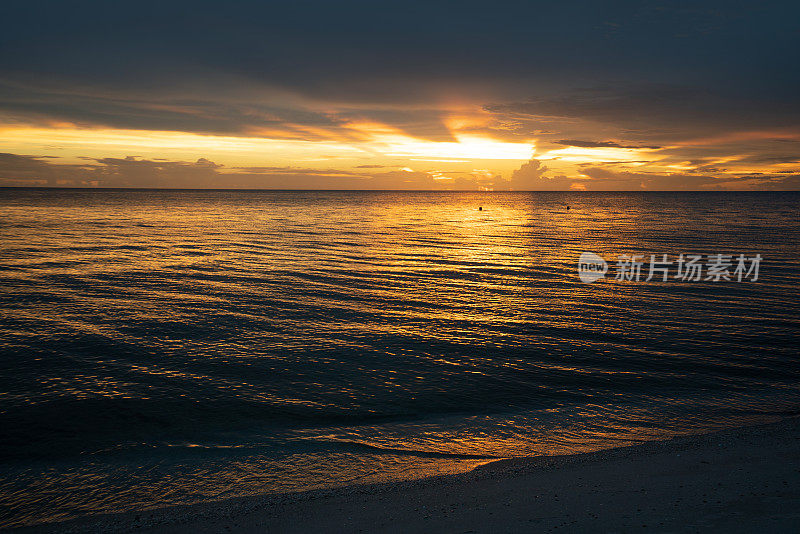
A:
1;189;799;528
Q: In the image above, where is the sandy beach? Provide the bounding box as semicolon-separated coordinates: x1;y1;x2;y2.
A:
13;417;800;534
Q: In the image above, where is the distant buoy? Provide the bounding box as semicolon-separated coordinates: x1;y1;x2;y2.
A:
478;206;483;211
566;205;570;210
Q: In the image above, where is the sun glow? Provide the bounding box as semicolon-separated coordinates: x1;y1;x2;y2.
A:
337;118;535;161
0;122;536;170
380;134;534;160
8;119;787;189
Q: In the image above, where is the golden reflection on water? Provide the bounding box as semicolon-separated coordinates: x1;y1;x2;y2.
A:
1;190;799;528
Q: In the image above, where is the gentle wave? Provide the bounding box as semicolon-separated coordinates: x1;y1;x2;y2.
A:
1;189;799;528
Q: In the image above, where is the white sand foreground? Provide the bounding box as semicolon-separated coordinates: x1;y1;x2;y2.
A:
17;417;800;533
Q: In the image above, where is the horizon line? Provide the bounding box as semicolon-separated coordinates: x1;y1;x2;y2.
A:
1;187;797;193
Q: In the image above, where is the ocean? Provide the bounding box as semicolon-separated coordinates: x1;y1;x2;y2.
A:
1;189;799;528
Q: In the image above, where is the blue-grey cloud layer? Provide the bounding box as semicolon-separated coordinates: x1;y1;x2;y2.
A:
1;0;798;138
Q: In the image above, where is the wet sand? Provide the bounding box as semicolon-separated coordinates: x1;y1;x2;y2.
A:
15;417;800;533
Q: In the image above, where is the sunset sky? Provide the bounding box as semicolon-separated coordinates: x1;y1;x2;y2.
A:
1;0;799;190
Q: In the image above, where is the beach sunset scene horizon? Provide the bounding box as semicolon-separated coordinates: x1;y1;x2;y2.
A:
1;1;799;533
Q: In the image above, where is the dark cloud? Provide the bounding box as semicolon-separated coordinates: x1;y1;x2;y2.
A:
0;81;346;138
576;161;652;167
555;140;662;149
485;84;800;143
0;1;798;140
0;153;95;186
506;160;560;190
0;153;507;190
579;166;800;191
0;80;461;141
231;166;365;176
737;154;800;164
492;157;799;191
3;152;798;191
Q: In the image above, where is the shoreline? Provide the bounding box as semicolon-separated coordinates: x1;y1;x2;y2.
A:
12;416;800;533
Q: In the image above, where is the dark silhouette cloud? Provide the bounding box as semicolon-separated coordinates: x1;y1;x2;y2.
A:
2;152;798;191
555;140;662;149
578;166;800;191
0;153;510;190
738;155;800;164
506;160;560;190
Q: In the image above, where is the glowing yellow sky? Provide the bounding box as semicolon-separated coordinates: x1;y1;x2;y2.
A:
0;120;541;178
0;107;797;190
0;120;648;171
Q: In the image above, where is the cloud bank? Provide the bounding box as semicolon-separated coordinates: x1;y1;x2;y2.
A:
2;153;797;191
